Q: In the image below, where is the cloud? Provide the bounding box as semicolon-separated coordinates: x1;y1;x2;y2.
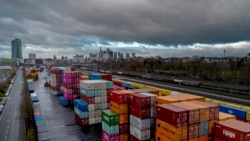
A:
0;0;250;58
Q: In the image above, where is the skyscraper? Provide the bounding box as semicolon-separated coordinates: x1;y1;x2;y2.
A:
11;39;22;59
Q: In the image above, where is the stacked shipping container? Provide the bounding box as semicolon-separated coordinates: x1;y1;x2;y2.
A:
62;71;81;106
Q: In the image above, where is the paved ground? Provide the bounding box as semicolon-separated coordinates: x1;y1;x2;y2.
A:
0;68;24;141
34;71;102;141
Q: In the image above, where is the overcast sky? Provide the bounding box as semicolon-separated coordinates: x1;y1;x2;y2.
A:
0;0;250;58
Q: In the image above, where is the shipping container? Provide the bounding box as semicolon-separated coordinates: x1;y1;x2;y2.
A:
102;110;119;126
119;124;128;134
102;130;119;141
156;104;188;127
130;125;151;140
199;121;209;136
170;102;200;124
110;101;128;114
191;100;219;120
187;123;199;140
214;119;250;141
130;114;151;130
219;104;247;120
140;92;157;107
119;114;128;124
219;112;236;121
102;121;119;135
182;101;210;122
155;119;187;140
155;132;172;141
119;134;128;141
130;105;150;119
129;93;151;108
110;90;129;104
208;119;218;135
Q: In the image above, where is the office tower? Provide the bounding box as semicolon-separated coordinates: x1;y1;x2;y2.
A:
11;39;22;59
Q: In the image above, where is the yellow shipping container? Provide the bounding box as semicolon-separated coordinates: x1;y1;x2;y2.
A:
159;89;171;96
188;138;199;141
156;119;187;140
198;135;209;141
224;102;244;109
219;112;236;121
110;101;128;114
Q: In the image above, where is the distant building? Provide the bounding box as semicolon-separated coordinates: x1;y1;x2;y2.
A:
118;52;124;59
11;39;22;59
113;52;118;59
29;53;36;60
61;56;68;60
73;54;84;62
132;53;136;58
99;48;113;60
126;53;130;60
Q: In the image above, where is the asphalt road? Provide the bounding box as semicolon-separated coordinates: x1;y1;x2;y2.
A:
0;69;24;141
114;75;250;105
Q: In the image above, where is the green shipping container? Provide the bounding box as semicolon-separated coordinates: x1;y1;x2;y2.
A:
102;121;119;135
102;110;119;126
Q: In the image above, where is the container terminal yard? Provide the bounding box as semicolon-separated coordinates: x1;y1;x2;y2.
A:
17;66;250;140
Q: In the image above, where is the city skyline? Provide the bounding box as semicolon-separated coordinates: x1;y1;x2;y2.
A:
0;1;250;58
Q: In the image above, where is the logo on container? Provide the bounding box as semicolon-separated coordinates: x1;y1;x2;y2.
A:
228;110;233;114
223;129;235;138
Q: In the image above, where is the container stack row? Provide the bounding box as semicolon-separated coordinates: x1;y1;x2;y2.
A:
61;71;81;106
49;67;71;96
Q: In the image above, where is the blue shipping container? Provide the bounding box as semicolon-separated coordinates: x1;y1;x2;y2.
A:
59;96;68;106
74;99;88;112
219;105;247;120
34;115;44;121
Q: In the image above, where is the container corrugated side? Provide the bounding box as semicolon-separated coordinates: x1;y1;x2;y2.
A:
219;105;246;120
219;112;236;121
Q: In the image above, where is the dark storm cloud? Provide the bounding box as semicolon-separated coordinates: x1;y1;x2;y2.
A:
0;0;250;58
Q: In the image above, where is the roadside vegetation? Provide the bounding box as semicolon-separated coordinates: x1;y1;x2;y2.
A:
0;69;16;98
20;70;38;141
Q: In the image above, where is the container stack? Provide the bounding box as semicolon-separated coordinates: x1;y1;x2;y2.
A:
49;67;71;96
169;101;201;140
140;92;158;140
101;110;119;141
129;93;151;141
74;99;89;125
214;119;250;141
155;104;188;141
78;80;109;125
110;90;130;141
62;71;81;106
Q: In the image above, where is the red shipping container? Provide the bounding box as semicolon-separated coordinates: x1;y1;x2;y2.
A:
74;113;88;125
130;105;150;119
214;137;225;141
119;124;128;134
156;104;188;127
214;119;250;141
130;93;151;108
191;100;219;120
130;135;140;141
110;90;129;104
80;94;95;104
101;74;112;81
187;123;199;139
170;102;200;124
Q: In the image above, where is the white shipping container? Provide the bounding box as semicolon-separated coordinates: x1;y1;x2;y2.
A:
101;103;108;110
101;96;107;103
89;111;95;118
95;96;101;103
88;104;95;111
89;118;95;125
101;89;107;96
94;110;102;117
130;125;151;140
95;117;102;123
130;115;151;130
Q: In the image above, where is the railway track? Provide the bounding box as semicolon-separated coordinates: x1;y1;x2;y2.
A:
114;75;250;106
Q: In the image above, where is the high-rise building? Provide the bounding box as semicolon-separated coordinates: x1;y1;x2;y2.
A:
126;53;130;59
113;52;118;59
132;53;136;58
11;39;22;59
29;53;36;59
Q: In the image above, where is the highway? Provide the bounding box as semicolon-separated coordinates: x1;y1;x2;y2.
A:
114;75;250;105
0;69;25;141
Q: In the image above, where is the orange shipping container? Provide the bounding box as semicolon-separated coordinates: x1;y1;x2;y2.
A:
119;114;128;124
155;132;172;141
198;135;209;141
119;134;128;141
208;119;219;135
191;100;219;120
219;112;236;121
183;101;210;122
156;119;187;141
155;96;181;106
111;101;128;114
